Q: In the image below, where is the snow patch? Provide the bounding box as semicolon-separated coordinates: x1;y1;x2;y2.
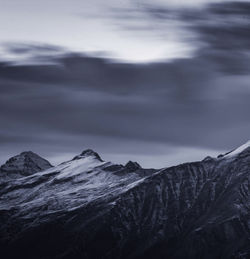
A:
56;156;104;179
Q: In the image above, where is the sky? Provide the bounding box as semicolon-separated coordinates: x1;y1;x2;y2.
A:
0;0;250;168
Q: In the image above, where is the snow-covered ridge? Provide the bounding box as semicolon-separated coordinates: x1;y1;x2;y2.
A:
51;155;105;179
221;140;250;158
0;149;147;218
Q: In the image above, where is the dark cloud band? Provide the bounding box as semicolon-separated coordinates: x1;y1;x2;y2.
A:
0;1;250;165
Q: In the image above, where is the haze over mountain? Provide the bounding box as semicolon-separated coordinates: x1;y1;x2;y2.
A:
1;142;250;258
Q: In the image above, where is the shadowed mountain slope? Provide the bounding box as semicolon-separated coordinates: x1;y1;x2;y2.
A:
0;144;250;259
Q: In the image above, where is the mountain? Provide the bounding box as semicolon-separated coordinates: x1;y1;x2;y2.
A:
0;144;250;259
0;151;52;179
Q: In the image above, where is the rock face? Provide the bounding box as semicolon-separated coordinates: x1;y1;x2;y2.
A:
0;151;52;179
125;161;141;172
0;144;250;259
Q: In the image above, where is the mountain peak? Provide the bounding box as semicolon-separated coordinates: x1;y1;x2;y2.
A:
125;161;141;172
0;151;53;177
20;151;39;156
73;149;103;162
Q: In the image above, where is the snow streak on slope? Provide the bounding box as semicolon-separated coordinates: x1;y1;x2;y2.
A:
223;140;250;158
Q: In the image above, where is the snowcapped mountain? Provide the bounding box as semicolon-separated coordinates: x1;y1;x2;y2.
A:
0;144;250;259
0;151;52;180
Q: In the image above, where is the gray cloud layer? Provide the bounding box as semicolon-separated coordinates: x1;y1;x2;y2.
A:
1;1;250;166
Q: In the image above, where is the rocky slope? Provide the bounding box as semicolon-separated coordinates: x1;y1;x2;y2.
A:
0;143;250;259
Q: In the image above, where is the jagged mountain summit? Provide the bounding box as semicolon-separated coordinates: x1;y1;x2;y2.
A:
0;151;52;179
0;143;250;259
72;149;104;162
125;161;141;171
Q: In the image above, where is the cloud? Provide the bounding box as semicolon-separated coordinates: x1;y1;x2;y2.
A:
0;53;249;148
109;1;250;74
2;42;65;55
0;1;250;166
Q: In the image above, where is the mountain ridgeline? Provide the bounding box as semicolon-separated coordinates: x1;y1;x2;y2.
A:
0;143;250;259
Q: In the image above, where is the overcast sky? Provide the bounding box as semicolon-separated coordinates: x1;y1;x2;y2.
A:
0;0;250;168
